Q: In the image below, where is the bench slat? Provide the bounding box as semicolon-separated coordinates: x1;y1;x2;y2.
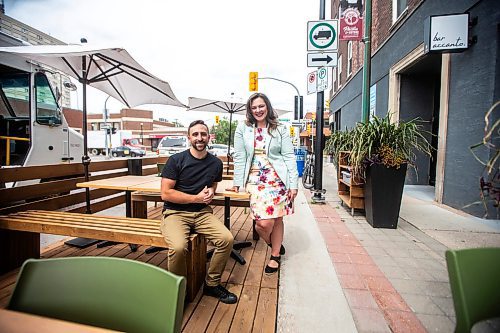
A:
0;217;168;247
14;211;162;228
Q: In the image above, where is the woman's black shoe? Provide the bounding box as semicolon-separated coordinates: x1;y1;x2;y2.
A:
267;243;286;255
265;255;281;274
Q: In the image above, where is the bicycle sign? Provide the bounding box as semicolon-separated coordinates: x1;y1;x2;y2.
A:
307;20;339;51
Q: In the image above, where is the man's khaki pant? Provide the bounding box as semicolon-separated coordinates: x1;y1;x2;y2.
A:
160;207;234;287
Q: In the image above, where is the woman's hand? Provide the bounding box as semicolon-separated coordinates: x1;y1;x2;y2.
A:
288;189;298;202
226;186;240;193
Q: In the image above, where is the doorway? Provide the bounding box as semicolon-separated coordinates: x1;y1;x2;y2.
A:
398;53;442;186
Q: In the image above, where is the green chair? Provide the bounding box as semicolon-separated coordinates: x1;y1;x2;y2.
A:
8;257;186;333
445;248;500;333
157;163;165;176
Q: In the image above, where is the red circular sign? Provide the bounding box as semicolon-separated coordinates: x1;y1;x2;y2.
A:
308;73;316;83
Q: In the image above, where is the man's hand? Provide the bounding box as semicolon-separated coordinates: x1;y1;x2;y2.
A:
203;186;215;204
193;186;210;204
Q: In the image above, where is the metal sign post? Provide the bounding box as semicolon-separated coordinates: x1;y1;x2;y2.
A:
312;0;327;203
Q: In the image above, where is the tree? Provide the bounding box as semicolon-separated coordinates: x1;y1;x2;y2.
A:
212;117;238;146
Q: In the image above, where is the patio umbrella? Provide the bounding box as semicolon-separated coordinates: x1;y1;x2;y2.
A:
187;97;289;161
0;44;186;214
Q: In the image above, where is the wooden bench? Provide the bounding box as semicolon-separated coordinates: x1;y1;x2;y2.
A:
0;210;206;302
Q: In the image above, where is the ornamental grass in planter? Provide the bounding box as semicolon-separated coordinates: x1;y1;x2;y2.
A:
349;113;432;228
324;128;354;169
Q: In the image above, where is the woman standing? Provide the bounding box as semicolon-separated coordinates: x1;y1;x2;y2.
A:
229;93;298;274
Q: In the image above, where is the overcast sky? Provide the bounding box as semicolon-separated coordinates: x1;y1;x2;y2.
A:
4;0;329;125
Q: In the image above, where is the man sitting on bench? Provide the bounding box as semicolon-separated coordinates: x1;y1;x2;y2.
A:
160;120;237;304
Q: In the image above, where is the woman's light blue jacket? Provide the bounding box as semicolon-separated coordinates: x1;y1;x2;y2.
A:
233;122;298;190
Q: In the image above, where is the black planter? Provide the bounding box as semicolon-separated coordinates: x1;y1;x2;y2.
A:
364;163;407;228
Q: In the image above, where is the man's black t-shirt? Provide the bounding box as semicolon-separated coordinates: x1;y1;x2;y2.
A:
162;149;223;212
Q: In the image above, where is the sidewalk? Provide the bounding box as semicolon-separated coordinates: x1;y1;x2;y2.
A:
277;162;500;333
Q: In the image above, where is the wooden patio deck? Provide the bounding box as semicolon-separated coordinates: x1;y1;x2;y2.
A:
0;205;278;333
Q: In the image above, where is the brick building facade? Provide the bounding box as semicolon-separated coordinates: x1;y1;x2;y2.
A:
327;0;499;218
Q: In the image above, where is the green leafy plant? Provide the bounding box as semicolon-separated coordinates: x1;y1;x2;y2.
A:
348;113;432;178
324;128;354;166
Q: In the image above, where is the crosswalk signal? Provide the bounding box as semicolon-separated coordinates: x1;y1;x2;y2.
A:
249;72;258;92
215;115;220;124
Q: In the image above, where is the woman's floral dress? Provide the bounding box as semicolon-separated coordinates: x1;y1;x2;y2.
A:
246;127;293;220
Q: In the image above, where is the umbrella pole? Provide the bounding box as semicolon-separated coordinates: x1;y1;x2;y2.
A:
227;112;233;174
65;56;99;249
81;57;91;214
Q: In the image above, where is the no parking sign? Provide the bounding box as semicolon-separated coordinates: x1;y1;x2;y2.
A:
307;71;317;95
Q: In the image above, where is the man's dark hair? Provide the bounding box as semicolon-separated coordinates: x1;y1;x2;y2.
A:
188;120;209;135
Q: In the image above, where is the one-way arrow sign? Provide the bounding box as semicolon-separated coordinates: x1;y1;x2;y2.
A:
307;52;338;67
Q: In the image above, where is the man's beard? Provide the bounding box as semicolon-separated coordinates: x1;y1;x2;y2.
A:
192;141;207;151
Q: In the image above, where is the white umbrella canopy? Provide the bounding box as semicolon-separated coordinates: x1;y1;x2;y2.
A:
0;44;186;214
0;44;185;108
187;97;289;116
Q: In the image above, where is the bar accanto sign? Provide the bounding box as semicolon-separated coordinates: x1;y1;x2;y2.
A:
424;13;469;54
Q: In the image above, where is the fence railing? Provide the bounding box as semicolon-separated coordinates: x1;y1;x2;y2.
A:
0;156;167;215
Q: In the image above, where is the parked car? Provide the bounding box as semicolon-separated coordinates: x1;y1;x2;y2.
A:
110;146;146;157
208;144;234;157
156;136;189;156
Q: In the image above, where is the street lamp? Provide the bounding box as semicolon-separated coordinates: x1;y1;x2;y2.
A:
140;123;144;145
258;76;303;120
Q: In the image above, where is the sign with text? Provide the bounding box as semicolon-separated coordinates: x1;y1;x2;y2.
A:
424;13;469;53
340;0;364;40
317;67;328;92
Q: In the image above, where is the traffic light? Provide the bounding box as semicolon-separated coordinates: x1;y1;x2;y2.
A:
249;72;258;91
111;127;117;134
290;126;295;137
325;99;330;109
307;123;311;135
215;115;220;124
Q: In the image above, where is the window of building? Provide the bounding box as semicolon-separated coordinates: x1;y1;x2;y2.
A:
392;0;407;22
337;55;342;88
347;41;353;76
334;110;341;132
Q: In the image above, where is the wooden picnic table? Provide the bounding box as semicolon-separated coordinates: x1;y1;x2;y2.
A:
77;175;158;217
0;308;120;333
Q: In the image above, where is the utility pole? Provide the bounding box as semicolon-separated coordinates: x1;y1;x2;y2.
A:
312;0;326;203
